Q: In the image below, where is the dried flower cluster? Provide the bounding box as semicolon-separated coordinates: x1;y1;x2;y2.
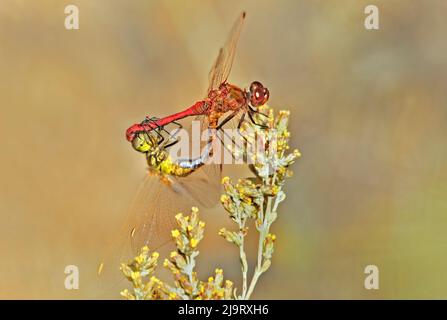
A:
121;208;234;300
220;105;300;299
120;105;300;300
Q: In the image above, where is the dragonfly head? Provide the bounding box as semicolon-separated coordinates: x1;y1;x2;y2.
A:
247;81;269;108
132;132;155;153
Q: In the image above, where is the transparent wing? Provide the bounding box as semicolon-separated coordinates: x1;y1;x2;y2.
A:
207;12;246;93
127;174;194;252
96;173;206;295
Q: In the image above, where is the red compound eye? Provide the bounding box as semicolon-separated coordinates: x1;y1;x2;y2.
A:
249;81;269;107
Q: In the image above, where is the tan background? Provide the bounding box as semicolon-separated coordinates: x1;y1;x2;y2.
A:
1;0;446;299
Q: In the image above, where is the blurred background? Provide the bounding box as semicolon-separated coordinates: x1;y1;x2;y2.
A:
1;0;446;299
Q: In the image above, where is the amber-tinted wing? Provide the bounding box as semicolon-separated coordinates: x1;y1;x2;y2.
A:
207;12;246;94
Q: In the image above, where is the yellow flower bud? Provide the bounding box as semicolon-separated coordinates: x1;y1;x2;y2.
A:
225;280;233;287
130;271;140;280
169;292;177;299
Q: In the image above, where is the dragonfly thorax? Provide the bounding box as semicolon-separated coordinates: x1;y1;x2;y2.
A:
208;83;247;114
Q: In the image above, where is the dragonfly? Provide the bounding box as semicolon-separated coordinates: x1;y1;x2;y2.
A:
125;123;218;249
125;12;270;149
97;12;268;288
96;124;219;290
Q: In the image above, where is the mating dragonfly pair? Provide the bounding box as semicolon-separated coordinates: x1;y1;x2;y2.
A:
126;11;269;173
98;12;270;280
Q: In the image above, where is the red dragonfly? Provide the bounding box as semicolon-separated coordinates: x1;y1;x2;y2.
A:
125;12;270;148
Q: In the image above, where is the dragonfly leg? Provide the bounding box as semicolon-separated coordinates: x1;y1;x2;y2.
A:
236;112;249;142
144;118;165;145
237;112;246;130
216;110;238;130
162;137;180;149
166;120;183;140
235;112;249;146
214;111;249;162
248;105;268;118
156;120;183;149
171;120;183;129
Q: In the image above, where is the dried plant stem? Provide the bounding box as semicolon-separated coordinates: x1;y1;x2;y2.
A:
239;240;248;298
185;256;195;292
244;175;277;300
245;268;262;300
235;213;249;298
245;220;266;298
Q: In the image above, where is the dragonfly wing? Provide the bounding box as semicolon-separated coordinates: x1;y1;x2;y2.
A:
207;12;246;93
97;174;198;293
174;164;221;209
128;173;208;252
207;48;224;94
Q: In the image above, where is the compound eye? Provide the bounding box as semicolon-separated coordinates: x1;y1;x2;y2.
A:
249;81;269;106
261;88;269;105
255;87;264;101
250;81;262;93
132;133;151;153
